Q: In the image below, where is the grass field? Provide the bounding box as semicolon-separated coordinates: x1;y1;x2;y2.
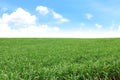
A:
0;38;120;80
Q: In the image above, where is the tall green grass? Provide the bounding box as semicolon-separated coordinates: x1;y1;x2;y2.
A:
0;38;120;80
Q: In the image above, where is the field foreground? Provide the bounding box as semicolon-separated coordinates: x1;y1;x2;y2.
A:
0;38;120;80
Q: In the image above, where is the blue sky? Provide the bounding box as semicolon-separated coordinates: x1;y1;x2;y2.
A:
0;0;120;37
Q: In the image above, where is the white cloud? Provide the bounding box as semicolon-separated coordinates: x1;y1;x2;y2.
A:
19;25;59;33
0;23;120;38
0;7;120;38
52;11;69;22
118;25;120;32
1;8;36;27
85;13;93;20
36;6;69;22
0;23;11;37
0;23;10;33
36;6;49;15
0;7;60;37
95;24;102;29
0;23;60;37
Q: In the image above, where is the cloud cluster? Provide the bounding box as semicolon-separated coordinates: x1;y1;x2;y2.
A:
36;6;69;22
0;7;60;37
0;6;120;38
1;8;36;27
36;6;49;15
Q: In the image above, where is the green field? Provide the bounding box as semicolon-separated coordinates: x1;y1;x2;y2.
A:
0;38;120;80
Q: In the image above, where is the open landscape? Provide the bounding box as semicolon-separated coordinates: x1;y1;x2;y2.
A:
0;38;120;80
1;0;120;80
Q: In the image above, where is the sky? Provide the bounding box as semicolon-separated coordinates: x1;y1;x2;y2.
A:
0;0;120;38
